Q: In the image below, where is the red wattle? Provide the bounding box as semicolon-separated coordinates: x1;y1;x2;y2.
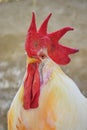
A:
23;63;40;109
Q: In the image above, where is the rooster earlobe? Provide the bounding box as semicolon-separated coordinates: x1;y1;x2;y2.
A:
38;13;52;35
28;12;37;34
49;27;74;42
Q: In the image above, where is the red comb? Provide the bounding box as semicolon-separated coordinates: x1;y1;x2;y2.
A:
25;12;79;65
38;13;52;35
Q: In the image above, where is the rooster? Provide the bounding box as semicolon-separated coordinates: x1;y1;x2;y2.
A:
8;13;87;130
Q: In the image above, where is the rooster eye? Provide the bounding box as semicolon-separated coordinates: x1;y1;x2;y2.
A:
39;53;46;59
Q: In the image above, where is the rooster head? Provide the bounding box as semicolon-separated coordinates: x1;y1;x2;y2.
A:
25;12;79;65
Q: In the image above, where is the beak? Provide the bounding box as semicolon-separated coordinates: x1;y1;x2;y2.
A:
27;57;41;64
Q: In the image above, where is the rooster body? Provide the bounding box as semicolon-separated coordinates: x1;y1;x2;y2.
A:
8;58;87;130
8;13;87;130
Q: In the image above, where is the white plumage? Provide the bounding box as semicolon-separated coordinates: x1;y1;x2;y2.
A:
8;58;87;130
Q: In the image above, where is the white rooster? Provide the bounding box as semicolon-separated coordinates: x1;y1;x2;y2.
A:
8;13;87;130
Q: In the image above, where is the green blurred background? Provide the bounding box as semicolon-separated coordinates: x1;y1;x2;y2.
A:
0;0;87;129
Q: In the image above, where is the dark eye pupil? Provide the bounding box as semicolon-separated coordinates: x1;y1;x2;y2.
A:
41;55;45;58
39;53;46;59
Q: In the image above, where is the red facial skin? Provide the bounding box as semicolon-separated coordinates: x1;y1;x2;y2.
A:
23;13;79;109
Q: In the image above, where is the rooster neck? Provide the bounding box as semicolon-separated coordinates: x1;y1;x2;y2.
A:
23;57;52;110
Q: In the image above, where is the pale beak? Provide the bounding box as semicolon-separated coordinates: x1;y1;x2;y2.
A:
27;57;41;64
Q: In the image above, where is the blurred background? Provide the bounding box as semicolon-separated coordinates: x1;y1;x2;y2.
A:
0;0;87;129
